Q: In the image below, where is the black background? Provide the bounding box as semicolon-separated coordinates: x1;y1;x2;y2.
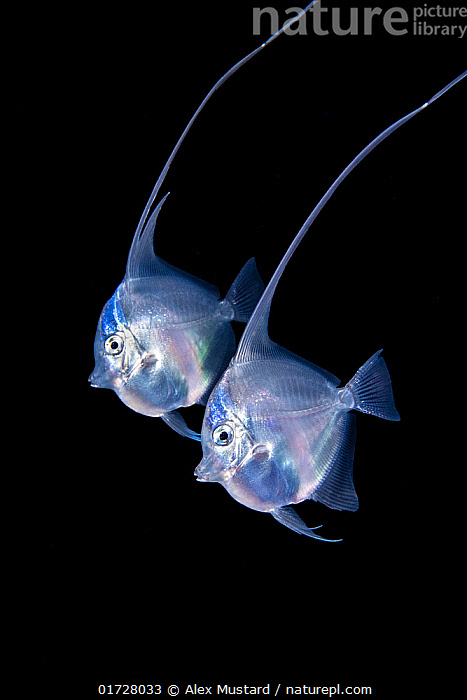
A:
27;1;465;696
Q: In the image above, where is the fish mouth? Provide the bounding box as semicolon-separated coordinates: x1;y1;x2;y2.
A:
88;372;101;388
195;445;272;482
195;458;219;482
195;457;234;483
88;370;117;390
194;464;209;482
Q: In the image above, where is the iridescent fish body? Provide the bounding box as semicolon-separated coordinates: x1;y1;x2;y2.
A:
90;198;263;439
198;348;398;531
89;3;320;439
196;70;466;537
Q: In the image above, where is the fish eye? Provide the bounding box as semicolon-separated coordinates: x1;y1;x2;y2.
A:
104;334;124;355
212;424;234;446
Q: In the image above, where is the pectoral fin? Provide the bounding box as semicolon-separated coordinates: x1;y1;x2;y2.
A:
161;410;201;441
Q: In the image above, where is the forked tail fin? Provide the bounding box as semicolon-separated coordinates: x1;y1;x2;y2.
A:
345;350;400;421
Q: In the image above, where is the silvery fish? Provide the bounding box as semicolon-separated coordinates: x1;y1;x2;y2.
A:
196;70;467;538
89;3;318;440
89;205;263;439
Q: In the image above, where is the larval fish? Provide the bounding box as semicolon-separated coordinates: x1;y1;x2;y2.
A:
89;216;263;440
89;3;318;439
195;70;466;538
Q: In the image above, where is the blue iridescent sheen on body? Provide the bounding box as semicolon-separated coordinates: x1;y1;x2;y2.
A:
101;286;126;338
206;382;232;428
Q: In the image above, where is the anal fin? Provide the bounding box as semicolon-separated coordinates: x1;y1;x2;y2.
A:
311;413;359;512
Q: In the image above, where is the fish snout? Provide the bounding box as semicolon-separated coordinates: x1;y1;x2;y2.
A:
194;461;209;481
88;369;115;389
88;371;100;387
195;458;217;482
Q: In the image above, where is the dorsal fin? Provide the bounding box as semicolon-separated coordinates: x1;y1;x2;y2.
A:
125;192;220;295
126;193;173;279
234;70;467;366
124;2;320;275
